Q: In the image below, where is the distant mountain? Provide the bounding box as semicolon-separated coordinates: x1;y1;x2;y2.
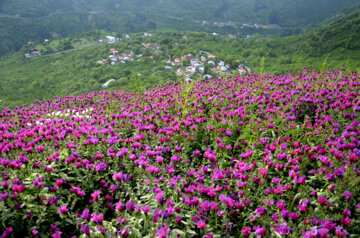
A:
288;7;360;55
1;0;360;57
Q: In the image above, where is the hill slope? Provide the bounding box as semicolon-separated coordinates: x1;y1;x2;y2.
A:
1;0;360;57
1;8;360;109
0;70;360;237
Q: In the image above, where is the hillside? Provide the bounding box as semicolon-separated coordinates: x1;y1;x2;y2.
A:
0;70;360;237
1;0;360;57
1;6;360;109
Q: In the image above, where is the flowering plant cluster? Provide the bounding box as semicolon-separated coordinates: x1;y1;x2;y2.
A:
0;69;360;237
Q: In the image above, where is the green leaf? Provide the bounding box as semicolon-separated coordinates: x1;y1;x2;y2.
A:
171;229;185;238
131;228;142;238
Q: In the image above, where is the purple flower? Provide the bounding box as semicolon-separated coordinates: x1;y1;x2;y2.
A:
274;223;293;235
90;213;103;224
57;205;68;214
126;201;136;211
81;209;90;220
80;225;90;236
276;201;287;210
197;220;207;229
343;190;352;201
318;196;327;205
31;229;38;237
1;227;13;238
51;231;62;238
142;205;150;214
157;224;171;238
318;228;329;238
91;190;101;201
242;226;251;238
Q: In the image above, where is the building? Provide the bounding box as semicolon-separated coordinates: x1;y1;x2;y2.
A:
165;66;173;72
106;36;116;43
176;68;183;76
208;61;215;66
239;69;247;75
31;51;41;57
111;58;118;65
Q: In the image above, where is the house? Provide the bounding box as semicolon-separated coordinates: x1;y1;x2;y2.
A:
176;68;183;76
219;61;225;67
186;66;196;74
183;54;194;60
125;35;130;39
174;58;181;63
212;32;218;36
106;36;116;43
183;35;188;40
208;61;215;66
31;51;41;56
198;67;205;73
27;41;35;45
111;58;118;65
239;69;247;75
112;50;118;56
102;59;107;64
208;54;216;59
221;66;228;71
193;63;202;68
212;67;219;72
201;56;207;62
165;66;173;71
24;53;31;59
109;48;115;53
149;56;154;60
44;39;49;43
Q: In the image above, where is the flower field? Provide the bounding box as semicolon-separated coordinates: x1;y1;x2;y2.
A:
1;69;360;237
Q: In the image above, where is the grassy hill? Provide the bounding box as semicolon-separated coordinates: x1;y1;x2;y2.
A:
1;8;360;109
1;0;360;57
0;69;360;237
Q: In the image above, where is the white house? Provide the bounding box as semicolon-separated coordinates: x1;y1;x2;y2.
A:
106;36;116;43
208;61;215;66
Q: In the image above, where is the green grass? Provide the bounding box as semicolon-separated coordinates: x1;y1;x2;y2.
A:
1;8;360;109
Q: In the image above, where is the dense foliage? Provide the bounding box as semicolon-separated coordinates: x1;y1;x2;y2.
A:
1;0;360;56
0;69;360;237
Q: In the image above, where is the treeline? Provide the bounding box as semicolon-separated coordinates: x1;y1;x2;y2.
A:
1;0;360;57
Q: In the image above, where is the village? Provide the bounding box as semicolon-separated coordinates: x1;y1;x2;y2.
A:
23;32;250;86
97;33;250;84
